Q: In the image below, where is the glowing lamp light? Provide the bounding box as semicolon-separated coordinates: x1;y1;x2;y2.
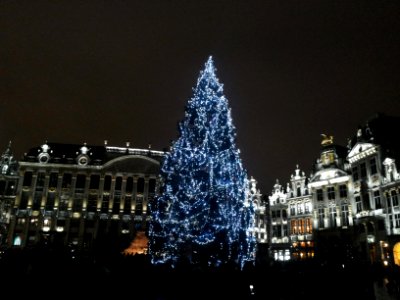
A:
383;260;389;267
13;236;21;246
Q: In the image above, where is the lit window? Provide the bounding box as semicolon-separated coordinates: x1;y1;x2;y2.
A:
13;236;22;246
304;202;311;214
306;218;312;234
290;204;295;216
341;204;349;227
291;220;297;234
329;207;337;227
297;203;303;215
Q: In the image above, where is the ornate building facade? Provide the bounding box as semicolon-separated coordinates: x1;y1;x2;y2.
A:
287;166;313;260
2;141;164;250
266;114;400;267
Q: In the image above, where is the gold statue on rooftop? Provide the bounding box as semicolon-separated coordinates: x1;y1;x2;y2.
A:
321;134;334;146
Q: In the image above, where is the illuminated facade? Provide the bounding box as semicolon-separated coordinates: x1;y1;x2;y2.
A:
1;113;398;267
287;166;313;260
250;177;267;244
268;114;400;266
6;141;164;249
347;114;400;266
268;180;289;261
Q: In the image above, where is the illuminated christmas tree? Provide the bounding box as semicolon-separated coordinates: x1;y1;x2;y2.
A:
149;56;255;269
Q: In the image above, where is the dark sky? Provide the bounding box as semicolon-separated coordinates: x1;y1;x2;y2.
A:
1;0;400;194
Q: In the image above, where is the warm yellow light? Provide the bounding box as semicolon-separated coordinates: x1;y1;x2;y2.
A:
383;260;389;267
122;231;148;255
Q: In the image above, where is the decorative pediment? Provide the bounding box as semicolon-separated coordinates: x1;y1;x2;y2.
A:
309;168;349;187
347;142;378;163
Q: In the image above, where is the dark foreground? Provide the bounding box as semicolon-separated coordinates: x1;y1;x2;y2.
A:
1;247;399;299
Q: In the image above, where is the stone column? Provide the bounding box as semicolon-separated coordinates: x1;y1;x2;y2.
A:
143;177;149;214
41;173;50;208
121;177;127;212
82;176;90;211
27;173;38;208
54;173;63;209
109;176;116;213
69;174;77;211
14;170;25;208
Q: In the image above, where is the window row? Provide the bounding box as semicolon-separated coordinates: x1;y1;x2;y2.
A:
289;202;311;215
316;185;348;201
352;157;377;181
22;172;156;194
18;192;147;215
318;204;350;228
271;209;287;219
290;218;312;235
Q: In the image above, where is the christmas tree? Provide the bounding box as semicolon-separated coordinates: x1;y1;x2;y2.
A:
149;56;255;269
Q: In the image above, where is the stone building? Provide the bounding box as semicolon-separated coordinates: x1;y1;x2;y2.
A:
6;141;164;250
266;114;400;267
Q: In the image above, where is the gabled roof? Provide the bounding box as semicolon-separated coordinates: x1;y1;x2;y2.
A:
347;142;379;163
348;113;400;162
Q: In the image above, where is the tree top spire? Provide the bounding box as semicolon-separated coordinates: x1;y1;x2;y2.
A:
195;55;224;95
205;55;214;72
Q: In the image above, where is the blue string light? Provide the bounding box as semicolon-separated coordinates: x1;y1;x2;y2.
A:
149;56;256;269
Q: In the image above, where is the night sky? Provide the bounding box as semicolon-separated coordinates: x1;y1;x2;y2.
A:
1;0;400;194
